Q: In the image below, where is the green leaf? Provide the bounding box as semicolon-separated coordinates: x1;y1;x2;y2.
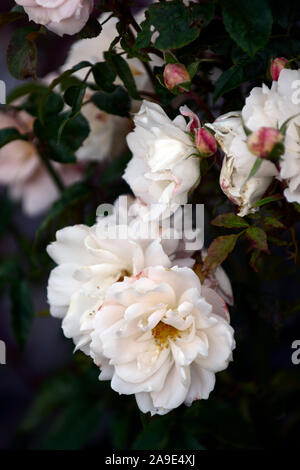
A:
7;26;44;80
244;157;263;183
136;0;200;50
10;280;35;350
75;16;102;39
249;249;261;272
203;234;238;274
105;51;140;100
60;85;87;139
213;64;244;102
7;82;46;104
279;113;300;135
211;212;249;228
0;11;25;28
92;62;116;92
0;127;27;148
34;113;89;163
23;91;64;118
252;194;284;208
221;0;273;57
190;2;215;28
91;86;130;117
213;49;269;102
246;227;269;253
263;216;286;230
64;86;86;111
38;61;91;123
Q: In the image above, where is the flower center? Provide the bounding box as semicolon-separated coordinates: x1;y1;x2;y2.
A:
152;321;181;349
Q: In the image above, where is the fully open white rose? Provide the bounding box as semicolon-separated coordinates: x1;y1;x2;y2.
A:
123;101;200;219
208;112;278;216
0;109;81;216
16;0;93;36
47;220;182;354
90;265;235;415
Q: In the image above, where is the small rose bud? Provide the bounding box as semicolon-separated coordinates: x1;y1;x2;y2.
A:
247;127;283;158
163;63;190;91
196;128;217;157
270;57;288;81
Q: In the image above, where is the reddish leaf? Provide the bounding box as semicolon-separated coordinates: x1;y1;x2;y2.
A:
246;227;269;253
203;234;238;274
211;212;249;229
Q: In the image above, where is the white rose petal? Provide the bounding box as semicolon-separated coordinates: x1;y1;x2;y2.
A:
90;265;235;415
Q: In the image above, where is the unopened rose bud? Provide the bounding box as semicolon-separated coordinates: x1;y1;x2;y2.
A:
163;63;190;91
196;127;217;157
247;127;283;158
270;57;288;81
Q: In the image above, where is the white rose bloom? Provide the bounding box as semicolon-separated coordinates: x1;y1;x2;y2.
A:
242;69;300;204
123;101;200;219
209;69;300;214
208;112;278;217
46;220;183;354
90;265;235;415
15;0;94;36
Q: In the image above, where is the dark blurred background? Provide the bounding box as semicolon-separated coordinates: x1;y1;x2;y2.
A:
0;0;300;451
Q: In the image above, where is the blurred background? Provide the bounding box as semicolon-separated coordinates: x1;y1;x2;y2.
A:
0;0;300;450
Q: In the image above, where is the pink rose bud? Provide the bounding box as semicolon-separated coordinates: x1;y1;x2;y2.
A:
247;127;283;158
163;63;190;91
196;128;217;157
270;57;288;81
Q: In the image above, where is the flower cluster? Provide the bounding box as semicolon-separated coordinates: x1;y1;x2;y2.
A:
208;68;300;215
47;100;235;415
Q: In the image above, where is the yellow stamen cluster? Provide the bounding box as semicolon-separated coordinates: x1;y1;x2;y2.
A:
152;321;181;349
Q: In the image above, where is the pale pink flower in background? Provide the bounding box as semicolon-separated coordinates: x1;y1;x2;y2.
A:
90;265;235;415
0;110;81;216
15;0;94;36
62;13;162;162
